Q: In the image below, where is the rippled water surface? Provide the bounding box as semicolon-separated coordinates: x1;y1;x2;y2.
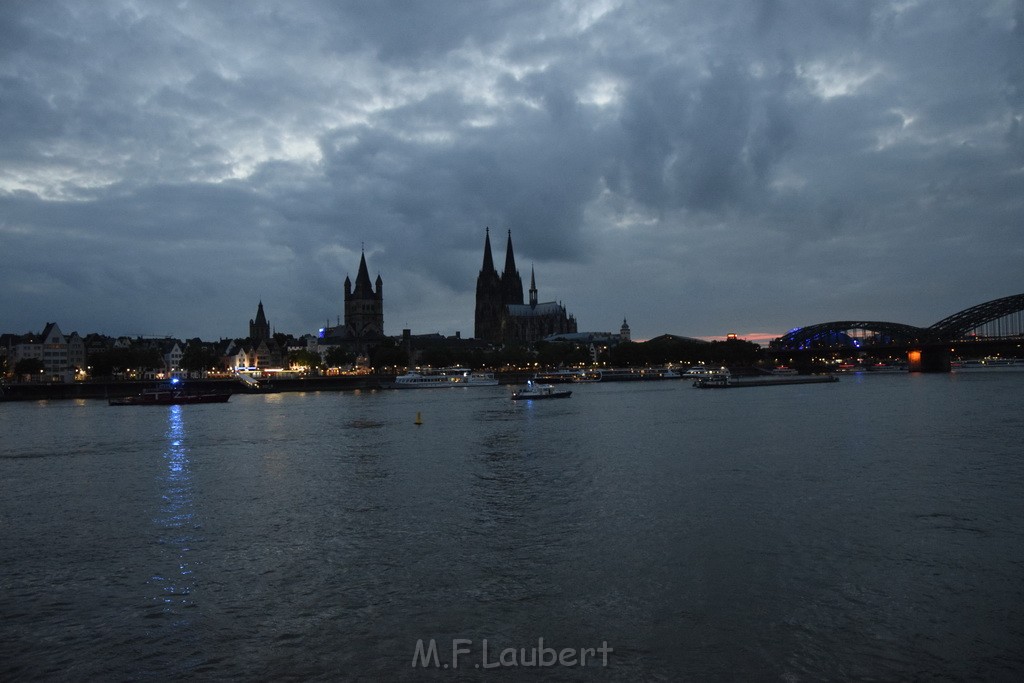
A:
2;373;1024;680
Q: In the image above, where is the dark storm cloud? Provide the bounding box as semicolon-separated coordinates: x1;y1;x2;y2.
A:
615;58;800;213
1;0;1021;340
328;0;524;64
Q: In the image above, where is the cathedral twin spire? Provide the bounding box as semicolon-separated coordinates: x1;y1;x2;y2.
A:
481;227;496;274
503;230;518;280
501;230;524;306
475;228;535;341
478;228;525;296
474;227;577;343
478;227;525;307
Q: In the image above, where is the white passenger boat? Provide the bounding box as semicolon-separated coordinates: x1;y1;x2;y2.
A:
692;369;732;387
466;371;499;385
393;367;498;388
682;364;726;379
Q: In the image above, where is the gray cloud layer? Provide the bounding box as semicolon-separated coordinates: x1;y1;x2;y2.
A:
2;0;1022;341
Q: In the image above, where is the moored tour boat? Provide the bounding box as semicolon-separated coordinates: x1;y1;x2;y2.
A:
394;367;498;388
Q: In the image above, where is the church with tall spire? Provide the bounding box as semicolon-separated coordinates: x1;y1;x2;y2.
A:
343;249;384;341
474;228;577;345
314;248;386;361
249;301;271;340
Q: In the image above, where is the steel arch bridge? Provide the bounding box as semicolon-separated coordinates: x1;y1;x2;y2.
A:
776;321;928;350
927;293;1024;341
775;292;1024;350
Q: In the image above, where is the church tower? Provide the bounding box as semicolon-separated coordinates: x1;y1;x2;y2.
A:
500;229;524;306
529;266;538;307
475;228;503;341
249;301;270;340
344;250;384;340
620;318;631;342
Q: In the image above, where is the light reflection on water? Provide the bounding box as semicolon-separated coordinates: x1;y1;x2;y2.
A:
149;404;199;620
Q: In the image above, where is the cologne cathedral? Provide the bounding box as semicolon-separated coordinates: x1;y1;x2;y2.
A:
474;228;577;345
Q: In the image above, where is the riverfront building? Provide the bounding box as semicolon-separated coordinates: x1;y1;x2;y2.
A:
225;302;285;371
5;323;77;381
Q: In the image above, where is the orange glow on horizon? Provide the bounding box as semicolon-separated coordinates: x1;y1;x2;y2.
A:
629;331;785;344
698;331;783;344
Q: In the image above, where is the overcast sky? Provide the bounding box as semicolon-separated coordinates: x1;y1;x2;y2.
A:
2;1;1022;342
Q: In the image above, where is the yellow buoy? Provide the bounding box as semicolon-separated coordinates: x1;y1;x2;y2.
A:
414;411;423;425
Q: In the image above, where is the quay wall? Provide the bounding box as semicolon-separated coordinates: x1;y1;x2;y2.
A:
0;376;390;402
1;369;696;402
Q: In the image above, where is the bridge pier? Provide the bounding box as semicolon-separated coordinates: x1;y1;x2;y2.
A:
907;349;951;373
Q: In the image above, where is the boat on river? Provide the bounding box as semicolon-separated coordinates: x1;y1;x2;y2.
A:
681;364;727;379
951;358;1024;371
393;367;498;388
109;381;231;405
511;381;572;400
693;369;838;389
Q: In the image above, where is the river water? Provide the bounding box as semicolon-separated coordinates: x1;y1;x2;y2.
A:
2;372;1023;681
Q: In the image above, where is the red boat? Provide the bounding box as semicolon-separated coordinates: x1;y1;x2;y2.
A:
108;381;231;406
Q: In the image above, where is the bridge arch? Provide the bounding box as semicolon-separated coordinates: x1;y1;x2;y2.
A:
774;321;928;350
927;293;1024;341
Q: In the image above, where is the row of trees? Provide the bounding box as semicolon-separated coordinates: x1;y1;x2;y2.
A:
387;337;762;371
87;348;165;377
8;350;165;378
608;337;762;368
